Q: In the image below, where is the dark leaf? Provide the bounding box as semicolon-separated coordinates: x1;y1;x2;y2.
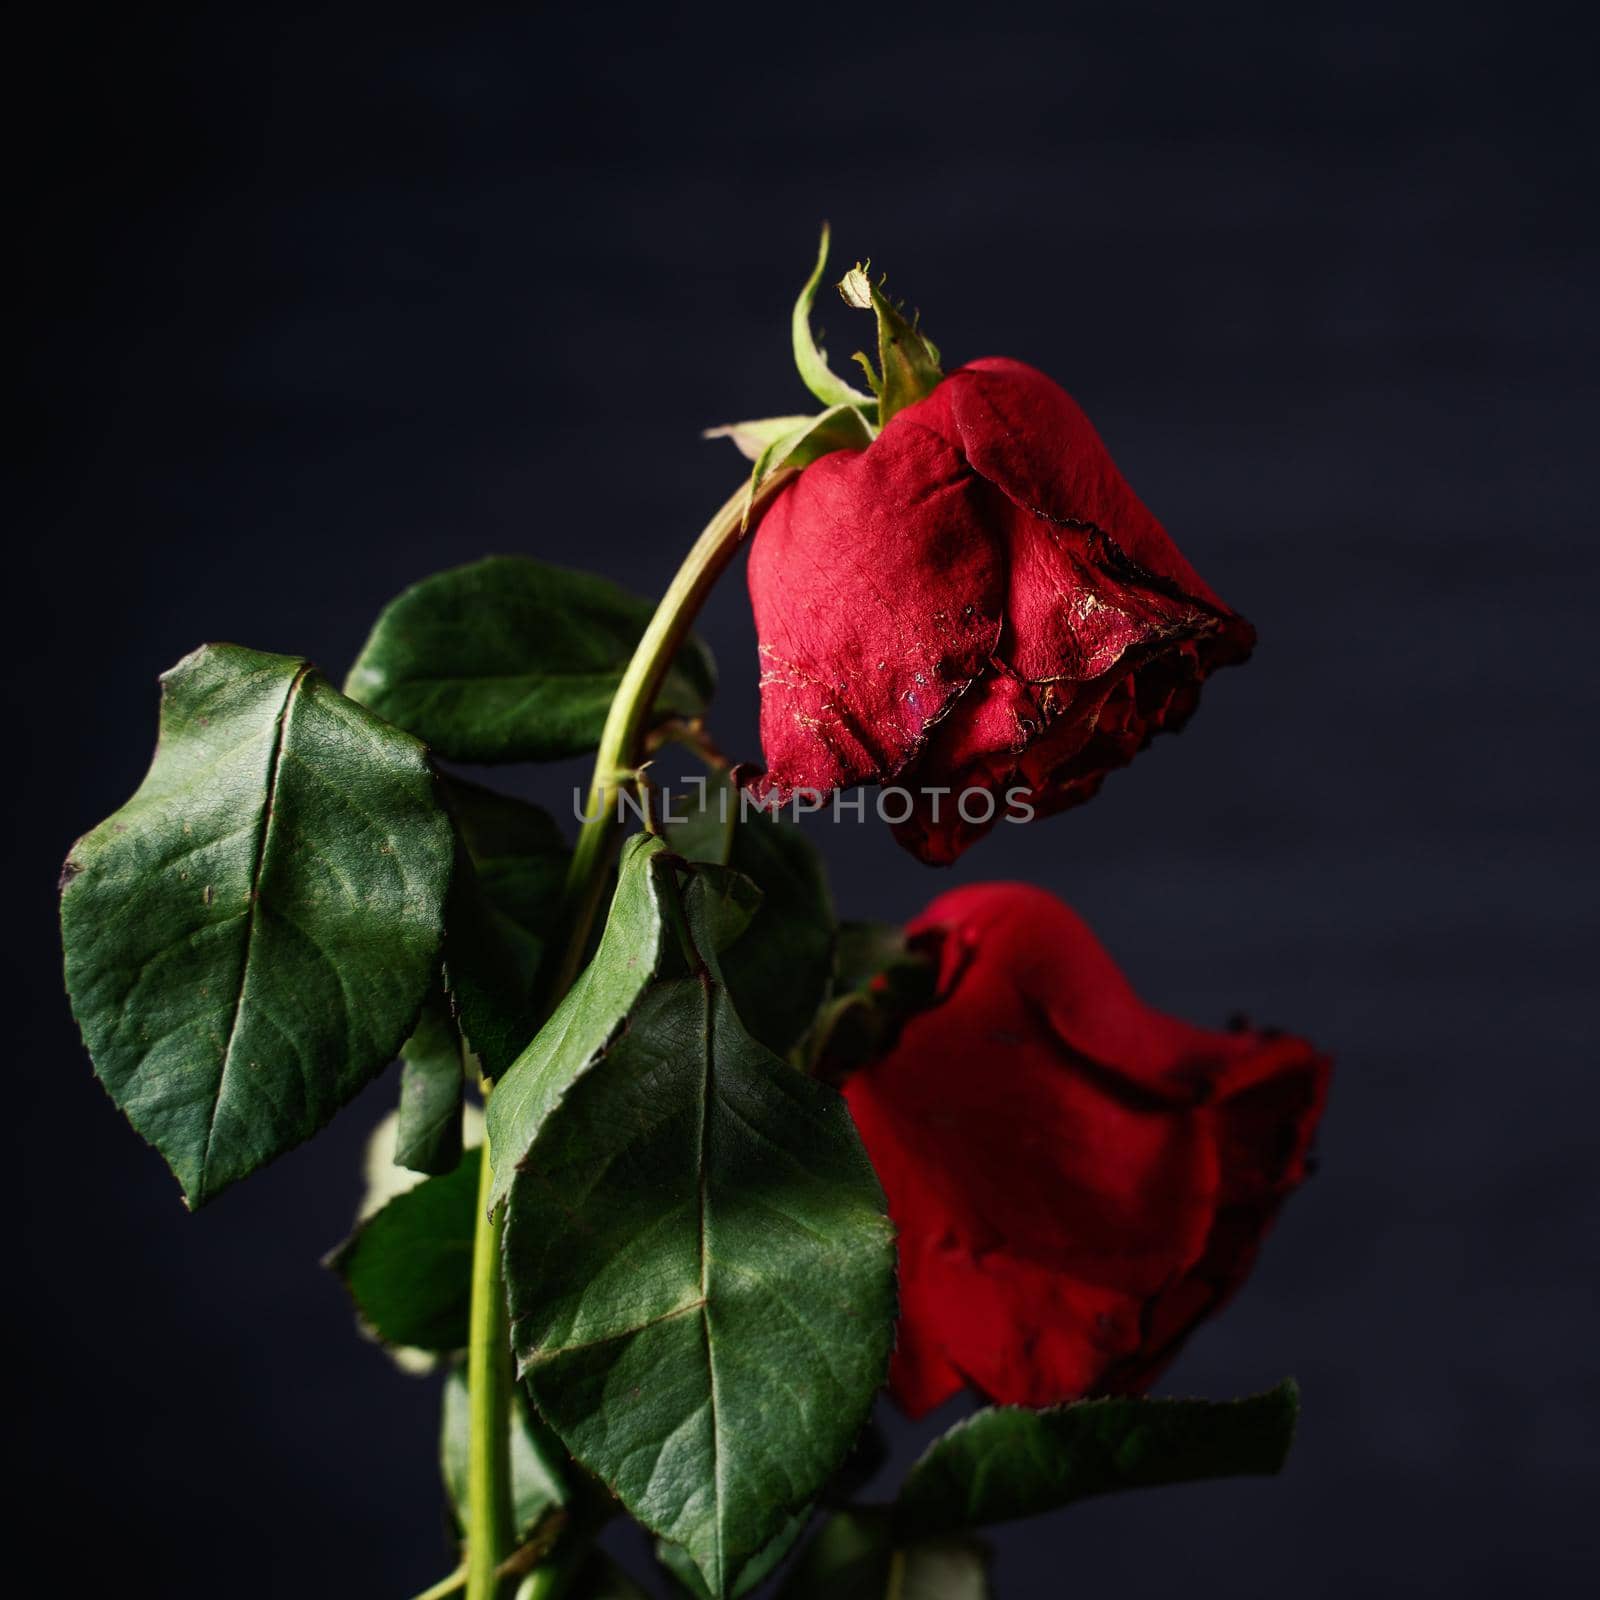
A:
657;1509;810;1599
345;558;716;763
777;1512;988;1600
671;769;835;1057
896;1382;1300;1535
396;992;466;1175
60;643;453;1206
443;777;570;946
326;1149;481;1351
439;780;572;1082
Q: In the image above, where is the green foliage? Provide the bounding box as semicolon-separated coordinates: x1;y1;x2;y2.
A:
499;850;895;1599
395;991;466;1175
657;1509;810;1599
898;1383;1301;1534
440;1366;567;1543
483;834;674;1214
806;920;939;1083
60;644;454;1207
327;1149;482;1351
445;777;570;951
345;557;716;762
777;1512;988;1600
670;767;836;1057
439;779;572;1084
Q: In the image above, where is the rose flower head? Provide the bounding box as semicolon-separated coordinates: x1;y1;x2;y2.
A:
834;882;1330;1417
716;232;1256;863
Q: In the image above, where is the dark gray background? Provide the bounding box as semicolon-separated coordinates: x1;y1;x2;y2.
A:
16;3;1597;1595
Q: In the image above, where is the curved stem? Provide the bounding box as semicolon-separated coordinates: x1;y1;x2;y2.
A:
556;471;793;985
465;1132;515;1600
462;469;791;1600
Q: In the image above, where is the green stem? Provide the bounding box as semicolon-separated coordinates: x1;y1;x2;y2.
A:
465;1131;515;1600
462;469;791;1600
556;471;793;984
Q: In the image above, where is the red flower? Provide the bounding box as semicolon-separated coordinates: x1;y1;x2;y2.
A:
747;359;1255;863
841;883;1329;1417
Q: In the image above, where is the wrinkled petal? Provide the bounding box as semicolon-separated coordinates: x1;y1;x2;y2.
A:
747;419;1003;798
916;357;1231;611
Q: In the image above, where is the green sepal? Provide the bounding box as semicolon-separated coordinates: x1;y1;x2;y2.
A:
776;1511;989;1600
345;558;717;764
702;416;820;461
440;1364;567;1545
896;1382;1301;1535
792;225;877;410
806;921;938;1083
705;404;876;529
325;1147;482;1352
837;264;943;426
60;643;454;1208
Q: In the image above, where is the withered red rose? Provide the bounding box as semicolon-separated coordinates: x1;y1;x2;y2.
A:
746;359;1256;863
841;882;1329;1417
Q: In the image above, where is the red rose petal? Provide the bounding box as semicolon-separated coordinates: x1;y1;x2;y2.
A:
747;419;1003;799
841;883;1331;1415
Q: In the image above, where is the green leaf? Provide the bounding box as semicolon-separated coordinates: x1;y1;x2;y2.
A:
345;558;717;763
776;1512;988;1600
362;1104;484;1222
444;778;570;948
484;834;675;1214
326;1148;481;1351
671;768;835;1057
792;225;877;410
440;1365;567;1544
61;643;453;1207
396;991;466;1175
439;780;572;1082
837;264;943;426
503;865;895;1600
658;1509;810;1599
896;1382;1300;1535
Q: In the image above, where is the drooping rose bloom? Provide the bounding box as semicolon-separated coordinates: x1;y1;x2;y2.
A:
747;358;1255;863
840;882;1329;1417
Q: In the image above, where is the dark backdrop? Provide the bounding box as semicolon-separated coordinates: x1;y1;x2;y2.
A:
16;4;1597;1596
